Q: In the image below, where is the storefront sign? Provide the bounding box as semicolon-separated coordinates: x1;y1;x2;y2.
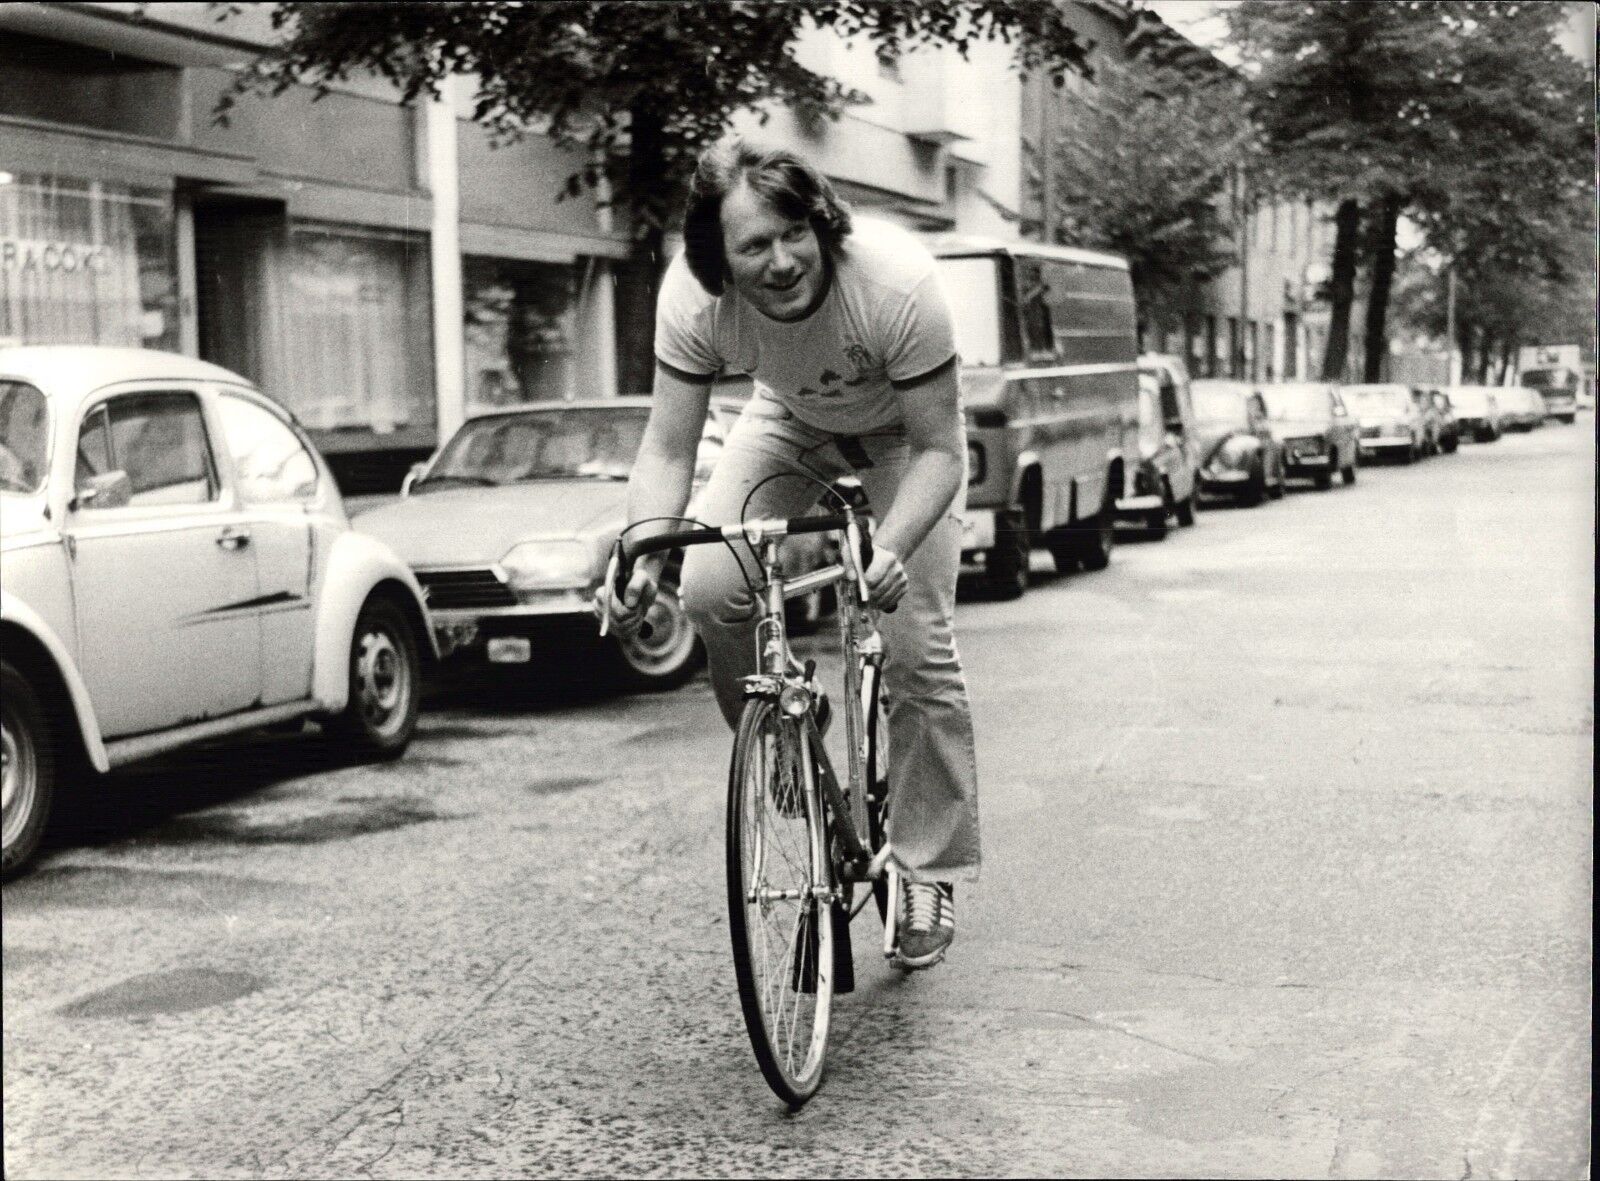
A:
1;238;112;275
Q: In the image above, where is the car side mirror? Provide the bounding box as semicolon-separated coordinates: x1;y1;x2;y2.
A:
400;462;426;497
73;469;132;511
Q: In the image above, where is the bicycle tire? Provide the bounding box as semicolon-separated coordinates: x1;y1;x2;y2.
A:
727;698;833;1106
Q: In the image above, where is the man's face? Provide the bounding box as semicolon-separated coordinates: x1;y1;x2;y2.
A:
719;181;824;320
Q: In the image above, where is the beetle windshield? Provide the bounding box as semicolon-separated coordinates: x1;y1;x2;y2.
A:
421;407;651;488
1192;385;1249;428
0;380;49;494
1263;384;1330;420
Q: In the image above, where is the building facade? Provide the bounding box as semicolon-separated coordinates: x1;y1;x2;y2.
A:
0;2;629;493
2;1;1355;499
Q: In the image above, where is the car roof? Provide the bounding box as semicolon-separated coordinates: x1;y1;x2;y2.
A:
1191;379;1255;393
0;346;250;406
1342;383;1410;394
928;234;1130;272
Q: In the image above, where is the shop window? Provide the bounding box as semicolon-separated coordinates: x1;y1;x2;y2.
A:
464;255;582;413
285;225;433;432
195;213;434;439
0;175;179;351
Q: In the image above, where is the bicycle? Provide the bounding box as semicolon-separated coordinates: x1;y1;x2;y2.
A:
605;503;902;1107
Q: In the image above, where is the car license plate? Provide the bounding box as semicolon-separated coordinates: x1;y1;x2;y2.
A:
962;510;995;551
487;636;532;664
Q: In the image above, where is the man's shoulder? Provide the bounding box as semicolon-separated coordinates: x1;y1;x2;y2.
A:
838;218;940;299
660;249;722;315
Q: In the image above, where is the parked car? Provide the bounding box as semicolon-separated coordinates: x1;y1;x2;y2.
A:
0;346;435;879
1258;381;1359;490
1427;389;1461;453
356;396;833;691
1410;386;1444;454
1117;356;1200;537
1191;380;1285;504
1520;363;1580;423
1447;386;1502;442
1498;385;1545;432
1344;383;1429;463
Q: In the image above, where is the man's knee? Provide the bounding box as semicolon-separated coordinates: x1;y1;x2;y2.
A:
681;545;755;628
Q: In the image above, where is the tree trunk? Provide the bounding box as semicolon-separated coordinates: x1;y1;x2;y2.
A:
615;104;672;395
1320;199;1362;382
1362;193;1403;382
1497;338;1514;384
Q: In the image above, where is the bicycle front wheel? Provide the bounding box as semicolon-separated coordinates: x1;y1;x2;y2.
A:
727;698;834;1106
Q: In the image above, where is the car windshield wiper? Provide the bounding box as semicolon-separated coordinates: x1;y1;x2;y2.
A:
415;473;499;489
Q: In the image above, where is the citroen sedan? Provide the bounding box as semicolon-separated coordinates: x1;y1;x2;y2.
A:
1;347;435;879
357;400;720;690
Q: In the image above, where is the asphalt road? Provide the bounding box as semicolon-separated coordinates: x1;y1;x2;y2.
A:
3;419;1592;1179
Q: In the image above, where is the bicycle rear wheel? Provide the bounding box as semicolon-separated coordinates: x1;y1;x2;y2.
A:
727;698;833;1106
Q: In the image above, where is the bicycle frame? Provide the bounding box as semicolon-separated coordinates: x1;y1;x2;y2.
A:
733;513;898;941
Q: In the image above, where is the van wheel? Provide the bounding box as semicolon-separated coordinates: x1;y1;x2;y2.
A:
982;512;1029;600
1175;492;1196;527
1067;491;1115;572
2;660;56;881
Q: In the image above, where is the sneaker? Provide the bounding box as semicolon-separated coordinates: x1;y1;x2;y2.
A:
894;881;955;969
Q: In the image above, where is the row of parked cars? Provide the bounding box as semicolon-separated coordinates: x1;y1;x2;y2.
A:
0;344;1579;877
1114;362;1568;533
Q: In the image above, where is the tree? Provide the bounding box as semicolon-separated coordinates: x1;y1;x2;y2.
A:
1408;2;1593;372
1044;52;1250;334
219;1;1089;393
1227;1;1591;383
1226;1;1461;382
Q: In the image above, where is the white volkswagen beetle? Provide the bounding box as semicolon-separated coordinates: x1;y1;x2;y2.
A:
0;347;437;878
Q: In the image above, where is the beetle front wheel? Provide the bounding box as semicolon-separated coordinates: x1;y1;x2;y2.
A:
329;596;420;759
1;660;56;880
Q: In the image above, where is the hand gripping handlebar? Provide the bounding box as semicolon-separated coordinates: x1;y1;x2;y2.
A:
600;514;885;639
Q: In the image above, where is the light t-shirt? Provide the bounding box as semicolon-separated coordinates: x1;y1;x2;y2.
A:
655;217;957;434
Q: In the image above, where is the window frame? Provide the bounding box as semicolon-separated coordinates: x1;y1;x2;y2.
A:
73;387;223;513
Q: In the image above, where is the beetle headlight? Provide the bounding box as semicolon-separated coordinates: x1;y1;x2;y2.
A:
499;540;592;592
1213;436;1256;470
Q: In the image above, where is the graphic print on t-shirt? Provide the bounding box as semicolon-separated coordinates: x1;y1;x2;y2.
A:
798;343;876;400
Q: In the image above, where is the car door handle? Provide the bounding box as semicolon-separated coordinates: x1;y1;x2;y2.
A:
217;526;252;551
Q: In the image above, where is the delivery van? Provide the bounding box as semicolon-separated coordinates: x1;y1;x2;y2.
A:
931;237;1140;598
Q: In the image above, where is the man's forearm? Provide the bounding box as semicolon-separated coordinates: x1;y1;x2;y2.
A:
626;447;698;550
873;447;964;561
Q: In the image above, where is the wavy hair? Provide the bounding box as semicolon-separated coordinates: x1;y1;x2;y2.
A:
681;139;853;296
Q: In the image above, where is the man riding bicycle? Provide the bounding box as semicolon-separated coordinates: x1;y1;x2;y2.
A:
599;139;980;969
